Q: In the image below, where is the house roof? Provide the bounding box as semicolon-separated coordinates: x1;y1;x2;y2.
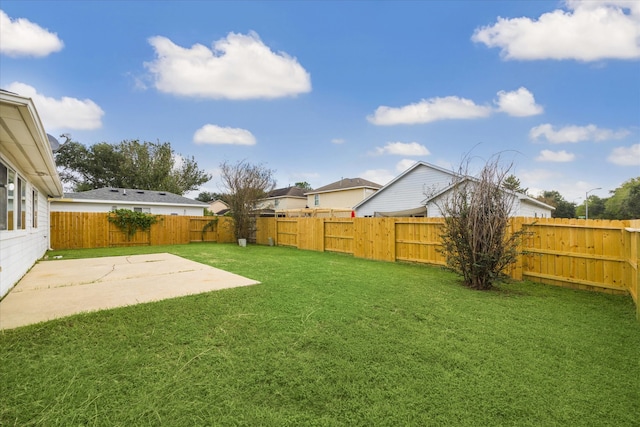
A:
306;178;382;195
266;186;306;199
0;90;64;197
56;187;208;206
422;177;556;211
353;161;457;210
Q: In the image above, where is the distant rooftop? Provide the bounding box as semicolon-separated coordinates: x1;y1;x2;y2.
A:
266;186;307;198
60;187;208;206
306;178;382;194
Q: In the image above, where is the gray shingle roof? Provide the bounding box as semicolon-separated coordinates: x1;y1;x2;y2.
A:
267;186;306;198
306;178;382;194
62;188;208;206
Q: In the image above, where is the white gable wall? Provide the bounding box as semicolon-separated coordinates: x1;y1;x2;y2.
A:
356;164;455;217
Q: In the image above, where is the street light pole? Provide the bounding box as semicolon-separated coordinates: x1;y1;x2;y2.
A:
585;187;601;220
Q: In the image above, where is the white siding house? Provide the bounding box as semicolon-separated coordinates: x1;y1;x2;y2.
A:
424;179;555;218
354;162;457;217
1;90;64;298
355;161;554;218
51;188;208;216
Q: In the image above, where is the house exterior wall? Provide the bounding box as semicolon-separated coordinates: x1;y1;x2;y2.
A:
307;188;377;210
256;196;307;211
0;157;51;298
208;200;229;214
50;200;204;216
515;199;552;218
427;193;553;218
356;164;455;217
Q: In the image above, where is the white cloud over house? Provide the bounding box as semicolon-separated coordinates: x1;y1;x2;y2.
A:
193;124;256;145
372;142;430;156
145;31;311;100
529;123;630;143
607;143;640;166
368;87;541;125
0;10;64;57
360;159;421;187
367;96;492;125
4;82;104;130
536;149;575;162
472;1;640;61
494;87;543;117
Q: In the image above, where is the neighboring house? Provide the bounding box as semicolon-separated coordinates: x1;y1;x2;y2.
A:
208;199;230;215
305;178;382;210
51;188;208;216
256;186;308;212
0;89;64;298
423;178;555;218
354;161;554;218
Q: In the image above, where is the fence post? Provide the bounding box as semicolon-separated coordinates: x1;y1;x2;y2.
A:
510;217;524;281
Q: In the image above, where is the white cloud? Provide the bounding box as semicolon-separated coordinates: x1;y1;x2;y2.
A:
536;149;576;162
494;87;543;116
472;1;640;61
608;143;640;165
396;159;419;172
4;82;104;130
145;31;311;100
331;138;345;144
360;169;396;186
367;96;492;125
373;142;430;156
0;10;64;57
529;123;630;143
193;124;256;145
368;88;542;125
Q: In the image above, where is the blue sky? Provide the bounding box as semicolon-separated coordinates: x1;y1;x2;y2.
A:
1;1;638;202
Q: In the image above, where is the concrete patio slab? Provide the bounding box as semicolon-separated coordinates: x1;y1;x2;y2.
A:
0;253;260;330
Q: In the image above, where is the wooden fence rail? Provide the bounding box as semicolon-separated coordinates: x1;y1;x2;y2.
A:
49;212;639;316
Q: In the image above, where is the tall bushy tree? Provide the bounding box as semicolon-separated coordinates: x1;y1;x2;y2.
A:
604;178;640;219
55;138;211;195
536;190;576;218
220;160;276;240
438;157;526;290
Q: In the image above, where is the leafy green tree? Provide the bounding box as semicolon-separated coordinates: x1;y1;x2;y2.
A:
195;191;224;203
604;178;640;219
294;181;313;191
502;174;528;194
55;138;211;195
576;195;606;219
535;190;576;218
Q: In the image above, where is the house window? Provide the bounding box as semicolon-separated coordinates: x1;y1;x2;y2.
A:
18;177;26;230
133;207;151;213
7;168;15;230
32;190;38;228
0;162;7;230
314;194;319;206
274;199;280;208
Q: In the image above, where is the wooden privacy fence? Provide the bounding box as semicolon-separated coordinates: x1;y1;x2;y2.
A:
50;212;236;249
256;216;640;315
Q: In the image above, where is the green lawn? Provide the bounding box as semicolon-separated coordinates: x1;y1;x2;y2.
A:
1;243;638;426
